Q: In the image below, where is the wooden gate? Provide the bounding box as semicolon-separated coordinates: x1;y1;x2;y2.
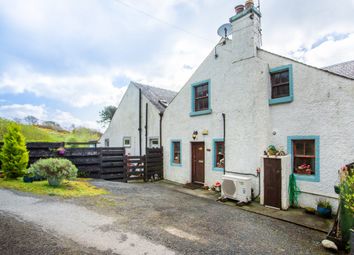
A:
100;147;125;181
124;155;145;181
264;158;282;209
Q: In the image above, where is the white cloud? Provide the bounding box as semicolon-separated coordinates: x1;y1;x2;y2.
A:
0;65;128;108
0;103;101;131
0;104;47;120
296;33;354;67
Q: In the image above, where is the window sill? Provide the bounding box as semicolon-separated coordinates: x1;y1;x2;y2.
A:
190;109;212;117
294;173;319;182
269;95;293;105
213;167;224;172
171;163;182;167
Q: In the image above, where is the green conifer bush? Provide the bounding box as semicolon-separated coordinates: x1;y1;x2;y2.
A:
0;124;29;179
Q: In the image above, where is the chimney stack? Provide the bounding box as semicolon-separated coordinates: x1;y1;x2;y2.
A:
230;1;262;62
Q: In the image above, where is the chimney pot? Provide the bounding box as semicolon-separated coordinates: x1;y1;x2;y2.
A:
234;4;245;14
245;0;254;9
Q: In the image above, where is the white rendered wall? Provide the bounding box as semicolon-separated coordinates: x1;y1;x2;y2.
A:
258;50;354;210
163;26;354;210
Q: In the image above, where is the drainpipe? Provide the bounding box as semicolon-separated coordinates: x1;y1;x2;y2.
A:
145;103;148;153
222;113;226;175
138;88;142;156
159;112;163;148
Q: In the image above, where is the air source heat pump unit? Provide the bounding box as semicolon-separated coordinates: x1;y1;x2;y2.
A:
221;174;252;203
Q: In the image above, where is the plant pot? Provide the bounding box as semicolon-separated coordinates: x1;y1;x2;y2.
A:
47;176;62;187
317;206;332;218
334;185;340;194
234;5;244;14
23;176;33;183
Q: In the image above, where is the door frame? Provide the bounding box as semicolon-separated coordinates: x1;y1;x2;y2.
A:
191;141;205;185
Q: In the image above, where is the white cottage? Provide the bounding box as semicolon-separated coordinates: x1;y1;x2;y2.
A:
99;82;176;155
162;3;354;210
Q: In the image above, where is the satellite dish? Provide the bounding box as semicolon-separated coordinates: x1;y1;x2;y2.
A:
217;23;232;38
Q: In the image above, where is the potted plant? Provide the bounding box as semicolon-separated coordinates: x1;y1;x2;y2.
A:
215;181;221;192
317;200;332;218
23;173;34;183
267;145;278;156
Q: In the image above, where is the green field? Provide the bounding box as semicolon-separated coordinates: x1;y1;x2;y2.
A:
0;118;101;143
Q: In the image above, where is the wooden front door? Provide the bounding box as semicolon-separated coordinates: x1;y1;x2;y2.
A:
191;142;205;184
264;158;282;209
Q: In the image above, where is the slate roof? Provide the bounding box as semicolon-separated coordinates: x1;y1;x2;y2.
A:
323;60;354;80
131;82;177;113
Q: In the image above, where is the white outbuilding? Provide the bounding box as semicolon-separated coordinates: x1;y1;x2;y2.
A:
99;81;176;155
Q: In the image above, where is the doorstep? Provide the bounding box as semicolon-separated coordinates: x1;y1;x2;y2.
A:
158;180;333;233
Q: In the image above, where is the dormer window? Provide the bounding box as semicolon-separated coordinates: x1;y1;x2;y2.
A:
190;80;212;116
269;65;294;105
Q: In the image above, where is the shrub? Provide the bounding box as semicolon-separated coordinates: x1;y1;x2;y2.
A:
0;124;29;179
340;172;354;215
28;158;78;186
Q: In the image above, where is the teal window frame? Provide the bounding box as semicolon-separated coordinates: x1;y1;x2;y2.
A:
269;64;294;105
170;140;182;167
212;138;224;172
190;79;212;117
287;136;320;182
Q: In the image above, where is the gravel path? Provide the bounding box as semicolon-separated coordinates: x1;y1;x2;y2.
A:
0;181;332;255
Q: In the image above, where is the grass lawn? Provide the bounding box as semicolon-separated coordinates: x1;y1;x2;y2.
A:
0;178;108;198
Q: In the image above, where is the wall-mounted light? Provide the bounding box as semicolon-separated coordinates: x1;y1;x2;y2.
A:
192;131;198;140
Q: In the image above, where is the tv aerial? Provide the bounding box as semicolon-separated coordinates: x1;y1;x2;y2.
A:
217;23;232;38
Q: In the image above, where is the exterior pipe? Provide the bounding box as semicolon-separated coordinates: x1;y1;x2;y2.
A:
145;103;148;151
138;88;142;156
159;112;163;148
222;113;226;175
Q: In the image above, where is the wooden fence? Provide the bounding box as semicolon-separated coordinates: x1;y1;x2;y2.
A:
0;143;163;182
145;148;163;180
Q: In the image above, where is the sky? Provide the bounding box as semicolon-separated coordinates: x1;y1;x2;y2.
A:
0;0;354;131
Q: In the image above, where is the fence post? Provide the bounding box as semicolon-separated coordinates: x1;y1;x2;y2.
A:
144;154;148;182
123;155;128;183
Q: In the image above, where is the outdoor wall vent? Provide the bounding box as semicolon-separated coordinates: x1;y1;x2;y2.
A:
159;99;169;108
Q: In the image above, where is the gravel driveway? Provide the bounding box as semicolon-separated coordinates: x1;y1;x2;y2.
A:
0;180;331;255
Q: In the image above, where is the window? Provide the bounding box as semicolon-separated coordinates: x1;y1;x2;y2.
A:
170;140;182;166
123;137;131;147
287;136;320;182
149;138;159;148
194;83;209;111
190;80;212;116
269;65;294;105
271;70;289;98
104;139;109;147
213;139;224;171
293;140;315;175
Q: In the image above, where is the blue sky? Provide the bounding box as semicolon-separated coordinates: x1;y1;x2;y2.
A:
0;0;354;131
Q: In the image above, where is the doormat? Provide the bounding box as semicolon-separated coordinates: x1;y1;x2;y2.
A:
183;183;202;190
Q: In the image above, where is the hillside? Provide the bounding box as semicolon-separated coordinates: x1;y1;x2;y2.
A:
0;118;101;143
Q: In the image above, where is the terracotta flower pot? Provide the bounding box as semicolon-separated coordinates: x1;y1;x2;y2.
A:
234;4;244;14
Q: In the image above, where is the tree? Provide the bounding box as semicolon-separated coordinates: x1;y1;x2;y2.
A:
98;106;117;125
0;124;29;179
24;115;39;125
